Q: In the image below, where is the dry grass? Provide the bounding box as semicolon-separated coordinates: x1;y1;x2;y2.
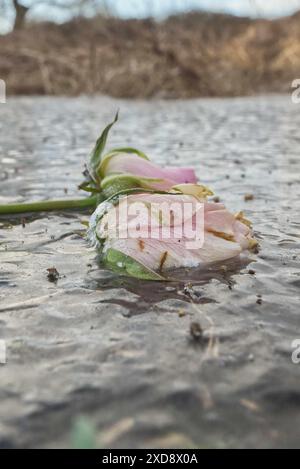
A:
1;11;300;98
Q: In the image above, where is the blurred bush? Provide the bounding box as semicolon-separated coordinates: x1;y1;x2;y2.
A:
0;11;299;97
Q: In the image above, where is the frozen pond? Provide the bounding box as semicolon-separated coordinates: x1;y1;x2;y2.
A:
0;95;300;448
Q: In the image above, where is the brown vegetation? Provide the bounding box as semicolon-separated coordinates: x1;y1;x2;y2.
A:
1;11;300;98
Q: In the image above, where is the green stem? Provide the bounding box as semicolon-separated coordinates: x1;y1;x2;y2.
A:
0;196;98;215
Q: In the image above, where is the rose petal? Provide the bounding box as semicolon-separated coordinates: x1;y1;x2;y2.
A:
102;153;197;190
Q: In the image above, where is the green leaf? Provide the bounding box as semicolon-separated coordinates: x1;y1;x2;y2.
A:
109;147;149;159
71;417;96;449
104;187;171;203
104;248;165;281
78;181;101;194
101;173;163;199
88;111;119;182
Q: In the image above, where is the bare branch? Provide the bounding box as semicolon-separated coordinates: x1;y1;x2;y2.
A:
1;0;113;31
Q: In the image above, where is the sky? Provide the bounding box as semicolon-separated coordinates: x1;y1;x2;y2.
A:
1;0;300;33
113;0;300;19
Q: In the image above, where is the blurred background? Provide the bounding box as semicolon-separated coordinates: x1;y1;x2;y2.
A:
1;0;300;97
